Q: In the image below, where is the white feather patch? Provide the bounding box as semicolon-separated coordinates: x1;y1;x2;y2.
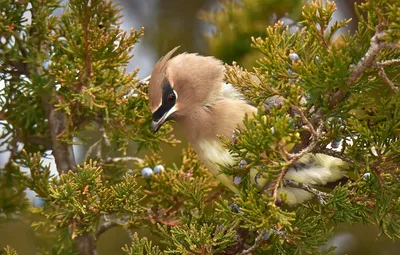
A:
220;82;244;100
284;154;344;185
204;82;243;106
279;187;314;205
197;140;239;193
198;140;235;175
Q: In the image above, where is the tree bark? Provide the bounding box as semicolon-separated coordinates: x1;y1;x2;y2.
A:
49;108;76;174
48;107;96;255
75;233;97;255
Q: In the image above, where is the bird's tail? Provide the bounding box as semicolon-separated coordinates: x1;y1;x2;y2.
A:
250;153;350;205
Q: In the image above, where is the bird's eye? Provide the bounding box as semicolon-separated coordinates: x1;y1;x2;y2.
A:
166;92;176;104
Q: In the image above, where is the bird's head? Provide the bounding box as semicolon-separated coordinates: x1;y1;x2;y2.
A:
148;47;225;132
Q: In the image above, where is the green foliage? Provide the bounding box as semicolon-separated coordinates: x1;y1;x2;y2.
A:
138;147;219;221
219;0;400;253
24;154;144;251
0;161;29;217
0;0;177;157
122;232;164;255
158;223;236;254
43;160;141;234
125;147;238;254
201;0;305;68
21;151;52;198
0;0;175;253
2;246;18;255
1;0;400;254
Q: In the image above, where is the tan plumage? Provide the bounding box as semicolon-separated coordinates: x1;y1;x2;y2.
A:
148;48;348;204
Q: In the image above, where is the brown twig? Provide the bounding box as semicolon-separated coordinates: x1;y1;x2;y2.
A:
348;31;387;84
378;59;400;67
273;116;322;202
330;30;394;108
270;227;298;247
314;147;355;165
100;125;111;147
292;105;317;137
96;215;131;239
125;75;151;98
287;123;322;159
238;230;265;255
272;157;301;202
103;156;144;164
283;179;333;204
84;139;102;161
377;66;398;92
81;4;92;88
319;24;330;49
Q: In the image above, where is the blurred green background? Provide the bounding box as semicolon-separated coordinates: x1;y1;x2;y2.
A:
1;0;400;254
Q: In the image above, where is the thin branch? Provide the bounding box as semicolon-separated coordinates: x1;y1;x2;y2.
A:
96;142;102;159
48;108;76;174
314;147;355;164
330;31;391;108
377;66;398;92
126;229;136;242
238;230;265;255
273;124;322;202
96;215;131;239
272;157;300;202
125;75;151;98
292;105;317;137
85;124;110;161
84;139;102;161
270;227;298;247
283;179;333;204
378;59;400;67
287;123;322;159
103;156;144;164
139;75;151;86
100;126;111;147
347;31;387;84
319;23;330;49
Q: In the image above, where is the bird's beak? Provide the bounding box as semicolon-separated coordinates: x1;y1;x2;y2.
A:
151;118;165;133
151;111;170;133
151;106;177;133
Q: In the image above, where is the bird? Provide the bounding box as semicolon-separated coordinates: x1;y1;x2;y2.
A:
148;47;348;205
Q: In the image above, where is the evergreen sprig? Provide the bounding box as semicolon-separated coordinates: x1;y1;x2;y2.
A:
1;0;400;254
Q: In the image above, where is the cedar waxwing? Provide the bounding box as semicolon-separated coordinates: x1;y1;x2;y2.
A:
148;47;348;205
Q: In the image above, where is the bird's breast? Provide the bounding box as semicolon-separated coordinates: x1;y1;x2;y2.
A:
195;139;235;177
193;139;240;194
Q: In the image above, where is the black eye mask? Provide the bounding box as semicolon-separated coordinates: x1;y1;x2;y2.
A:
152;79;176;122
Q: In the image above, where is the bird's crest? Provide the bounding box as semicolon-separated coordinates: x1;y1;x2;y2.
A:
148;46;180;112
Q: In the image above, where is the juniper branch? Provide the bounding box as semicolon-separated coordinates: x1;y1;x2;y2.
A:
330;30;396;108
292;105;317;137
376;65;399;92
96;215;131;239
272;124;322;202
378;59;400;67
270;227;297;247
103;156;144;164
283;179;333;204
125;75;151;98
85;139;102;162
238;230;265;255
100;125;111;147
313;147;355;165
